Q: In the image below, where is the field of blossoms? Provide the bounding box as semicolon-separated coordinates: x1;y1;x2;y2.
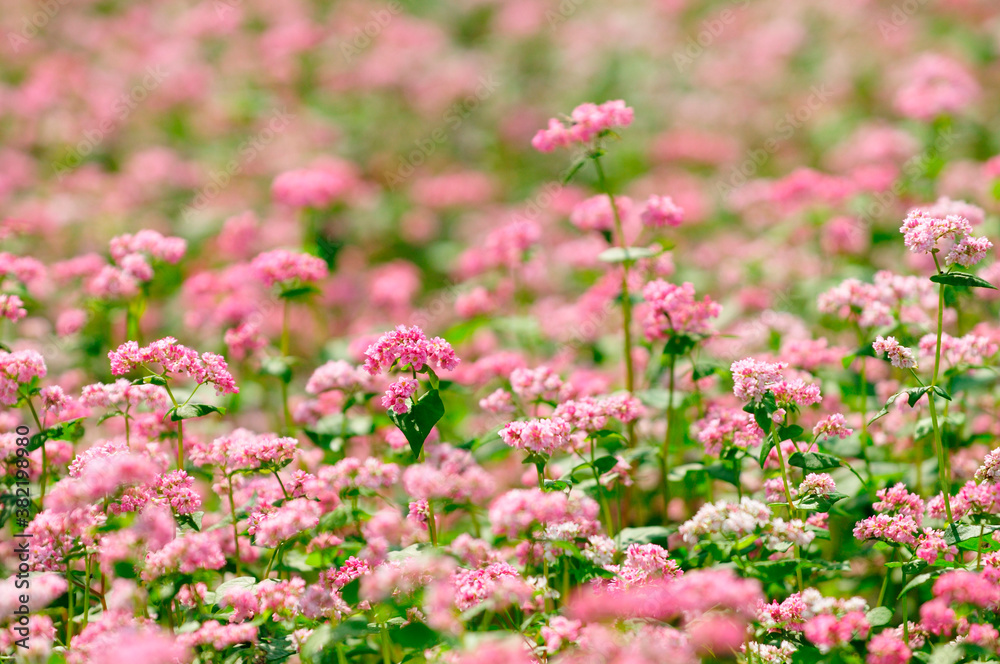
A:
3;0;1000;663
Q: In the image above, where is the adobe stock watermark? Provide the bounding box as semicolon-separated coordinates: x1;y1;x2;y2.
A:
877;0;930;39
6;0;71;53
673;0;751;72
546;0;586;29
340;1;403;63
53;65;171;179
716;84;833;198
179;107;295;221
384;74;501;188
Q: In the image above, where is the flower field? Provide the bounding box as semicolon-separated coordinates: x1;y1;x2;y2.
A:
2;0;1000;663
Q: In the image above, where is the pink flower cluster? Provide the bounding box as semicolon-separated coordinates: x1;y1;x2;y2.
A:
872;336;917;369
499;417;573;456
305;360;372;394
900;210;992;266
382;377;418;414
730;358;788;404
0;294;26;323
189;428;297;472
271;163;356;208
0;349;47;406
250;249;328;288
109;338;238;396
552;394;643;432
531;100;634;152
641;280;721;341
640;195;684;228
363;325;459;375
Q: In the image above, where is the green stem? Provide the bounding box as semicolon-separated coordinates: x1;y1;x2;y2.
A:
661;352;676;510
81;556;91;630
857;353;873;484
25;396;46;505
380;625;393;664
773;431;804;593
162;382;184;470
590;438;617;536
593;156;635;415
226;476;241;574
877;548;896;606
928;277;954;529
427;499;439;547
65;565;74;645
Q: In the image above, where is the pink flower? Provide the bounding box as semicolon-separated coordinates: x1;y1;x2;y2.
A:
569;194;631;232
250;249;328;288
0;349;47;406
0;294;26;322
248;498;321;547
867;632;912;664
730;358;787;404
108;337;238;395
813;413;853;440
642;280;721;341
110;230;186;265
531;100;634;152
382;377;418;414
499;417;573;456
640;195;684;228
306;360;372;394
946;234;993;267
363;325;459;376
799;473;836;497
894;54;980;121
872;336;917;369
272;164;356;208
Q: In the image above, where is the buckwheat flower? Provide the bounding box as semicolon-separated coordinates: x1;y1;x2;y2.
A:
479;388;515;414
765;478;794;504
874;483;925;522
946;234;993;267
640;195;684;228
250;249;328;288
894;53;980;121
510;366;564;402
272;165;355;208
407;499;429;528
866;631;911;664
900;210;972;255
191;429;297;473
499;417;573;456
919;599;955;636
569;194;632;232
176;622;258;650
803;611;869;652
730;358;787;404
531;100;634;152
223;322;267;361
489;488;600;539
382;377;418;414
108;338;239;396
812;413;852;440
932;570;1000;608
852;513;919;545
0;573;68;622
0;349;46;406
248;498;321;547
770;377;822;409
799;473;836;497
402;444;496;504
917;332;997;370
602;543;682;591
915;528;955;564
86;265;140;300
872;336;917;369
306;359;372;394
110;230;186;265
642;280;721;341
0;294;26;322
975;447;1000;483
541;616;582;653
156;470;202;515
142;532;226;580
363;325;459;375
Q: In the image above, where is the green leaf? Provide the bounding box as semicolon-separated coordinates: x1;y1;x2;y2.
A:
593;456;619;474
395;622;438;649
930;272;997;290
778;425;804;440
927;644;963;664
542;479;572;492
278;284;321;299
133;374;168;386
388;388;445;458
758;435;776;468
617;526;671;546
704;462;739;487
752;406;773;435
168;403;226;421
663;334;698;356
788;452;842;472
213;576;257;604
597;246;659;264
692;364;720;381
900;572;933;595
865;606;893;627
